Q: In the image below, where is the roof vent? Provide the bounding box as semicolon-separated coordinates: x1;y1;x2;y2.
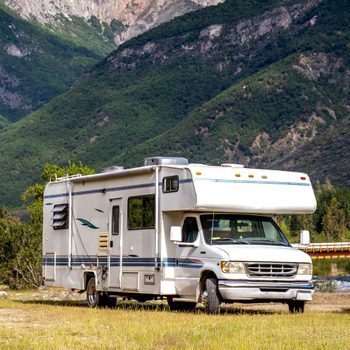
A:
221;163;244;168
102;166;124;173
144;157;189;166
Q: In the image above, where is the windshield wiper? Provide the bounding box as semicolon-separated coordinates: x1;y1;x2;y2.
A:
249;239;288;246
214;238;251;245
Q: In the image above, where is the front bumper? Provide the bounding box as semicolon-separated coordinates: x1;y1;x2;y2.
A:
218;280;314;302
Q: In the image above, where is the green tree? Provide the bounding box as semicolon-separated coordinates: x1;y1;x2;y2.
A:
322;196;346;241
281;214;315;243
88;15;102;33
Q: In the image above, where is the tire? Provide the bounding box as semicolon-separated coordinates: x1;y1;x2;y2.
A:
167;297;197;312
86;277;117;308
288;300;305;313
86;277;100;308
202;278;221;314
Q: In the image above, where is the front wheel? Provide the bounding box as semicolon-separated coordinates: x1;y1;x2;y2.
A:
288;300;305;313
202;278;221;314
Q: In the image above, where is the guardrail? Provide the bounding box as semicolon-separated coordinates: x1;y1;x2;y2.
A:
292;242;350;259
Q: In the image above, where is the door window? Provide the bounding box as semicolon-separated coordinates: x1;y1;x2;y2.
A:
112;205;120;235
182;217;198;243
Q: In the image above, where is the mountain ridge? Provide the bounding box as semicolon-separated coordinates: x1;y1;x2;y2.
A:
1;0;350;207
3;0;224;44
0;0;225;121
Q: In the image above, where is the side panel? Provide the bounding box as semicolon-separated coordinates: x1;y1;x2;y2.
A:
43;171;163;295
160;168;196;211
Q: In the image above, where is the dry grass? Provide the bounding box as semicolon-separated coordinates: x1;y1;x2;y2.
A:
0;288;350;349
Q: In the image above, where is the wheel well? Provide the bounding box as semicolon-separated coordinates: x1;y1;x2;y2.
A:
84;272;95;291
199;270;217;294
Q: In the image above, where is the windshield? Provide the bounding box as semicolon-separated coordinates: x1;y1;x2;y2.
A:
200;214;289;246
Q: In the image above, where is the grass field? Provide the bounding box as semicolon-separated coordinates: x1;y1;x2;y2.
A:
0;289;350;349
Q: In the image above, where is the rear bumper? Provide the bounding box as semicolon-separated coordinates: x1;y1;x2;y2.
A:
218;280;314;302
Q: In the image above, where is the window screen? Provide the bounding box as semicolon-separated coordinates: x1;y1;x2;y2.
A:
128;195;155;229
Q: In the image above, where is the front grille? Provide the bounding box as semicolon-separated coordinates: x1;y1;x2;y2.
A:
245;262;298;277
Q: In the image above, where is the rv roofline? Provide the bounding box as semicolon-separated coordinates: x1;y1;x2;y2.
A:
53;165;156;184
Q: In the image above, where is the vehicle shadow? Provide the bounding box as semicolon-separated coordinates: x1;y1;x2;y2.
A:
14;298;278;315
16;299;86;308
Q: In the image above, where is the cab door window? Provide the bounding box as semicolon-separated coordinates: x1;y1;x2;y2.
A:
182;217;198;243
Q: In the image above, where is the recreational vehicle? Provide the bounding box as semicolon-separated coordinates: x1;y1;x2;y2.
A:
43;157;316;314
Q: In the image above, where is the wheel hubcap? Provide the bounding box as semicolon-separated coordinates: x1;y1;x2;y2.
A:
201;290;208;307
87;283;96;305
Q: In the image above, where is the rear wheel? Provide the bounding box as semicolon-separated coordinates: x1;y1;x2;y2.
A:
167;297;196;312
202;278;221;314
86;277;100;308
86;278;117;308
288;300;305;313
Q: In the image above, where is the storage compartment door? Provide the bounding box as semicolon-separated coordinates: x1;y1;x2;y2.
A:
44;252;56;281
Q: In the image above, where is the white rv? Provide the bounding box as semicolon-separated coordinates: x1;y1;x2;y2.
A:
43;157;316;314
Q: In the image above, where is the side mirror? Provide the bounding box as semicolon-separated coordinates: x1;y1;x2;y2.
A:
170;226;182;242
300;230;310;245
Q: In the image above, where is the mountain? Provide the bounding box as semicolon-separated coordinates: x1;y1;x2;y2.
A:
0;0;222;121
117;52;350;171
0;114;10;130
0;2;113;121
3;0;224;44
1;0;350;207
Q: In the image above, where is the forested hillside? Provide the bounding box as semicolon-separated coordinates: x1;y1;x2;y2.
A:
0;0;350;207
0;2;117;122
0;0;224;123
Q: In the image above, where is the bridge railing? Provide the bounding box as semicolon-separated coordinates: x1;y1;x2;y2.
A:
292;242;350;259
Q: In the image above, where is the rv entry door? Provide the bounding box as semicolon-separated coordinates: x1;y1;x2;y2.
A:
109;198;123;288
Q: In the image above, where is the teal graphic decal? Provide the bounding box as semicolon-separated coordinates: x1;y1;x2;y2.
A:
76;218;99;229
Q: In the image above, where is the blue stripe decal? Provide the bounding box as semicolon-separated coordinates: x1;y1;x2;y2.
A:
195;178;310;187
44;178;193;199
44;182;156;199
43;255;203;269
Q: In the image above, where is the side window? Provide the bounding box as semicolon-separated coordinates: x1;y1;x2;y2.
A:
128;195;155;229
112;206;120;235
52;203;69;230
182;217;198;243
162;176;179;193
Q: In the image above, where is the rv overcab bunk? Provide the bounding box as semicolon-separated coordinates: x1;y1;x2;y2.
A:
43;157;316;314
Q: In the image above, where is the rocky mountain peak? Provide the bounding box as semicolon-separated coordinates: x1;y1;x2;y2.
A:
3;0;225;43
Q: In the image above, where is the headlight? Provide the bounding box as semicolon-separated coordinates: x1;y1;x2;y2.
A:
297;263;312;275
220;261;246;274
